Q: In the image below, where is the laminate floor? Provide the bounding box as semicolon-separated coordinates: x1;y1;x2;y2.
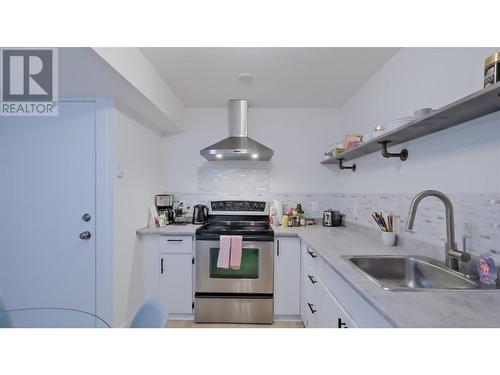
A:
167;320;304;328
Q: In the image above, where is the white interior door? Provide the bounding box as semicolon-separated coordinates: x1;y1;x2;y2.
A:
0;101;96;318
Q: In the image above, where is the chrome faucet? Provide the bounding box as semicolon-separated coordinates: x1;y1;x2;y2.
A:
405;190;470;271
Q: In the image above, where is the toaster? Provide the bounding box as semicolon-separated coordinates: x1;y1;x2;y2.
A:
322;210;344;227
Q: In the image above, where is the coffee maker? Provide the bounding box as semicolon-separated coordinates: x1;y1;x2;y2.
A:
155;194;174;224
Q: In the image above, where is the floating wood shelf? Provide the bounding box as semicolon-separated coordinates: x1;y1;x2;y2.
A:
321;82;500;165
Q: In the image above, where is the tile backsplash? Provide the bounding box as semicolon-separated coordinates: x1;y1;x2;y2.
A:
171;189;500;260
198;164;270;193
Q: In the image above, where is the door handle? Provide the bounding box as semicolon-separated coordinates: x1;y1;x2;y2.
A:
307;250;318;258
307;303;317;314
307;274;317;284
277;240;280;256
160;258;165;274
79;231;91;240
338;318;347;328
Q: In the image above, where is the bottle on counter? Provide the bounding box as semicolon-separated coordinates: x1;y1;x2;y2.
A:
282;214;289;227
477;255;497;287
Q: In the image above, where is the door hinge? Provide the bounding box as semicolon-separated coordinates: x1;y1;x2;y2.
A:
192;257;195;265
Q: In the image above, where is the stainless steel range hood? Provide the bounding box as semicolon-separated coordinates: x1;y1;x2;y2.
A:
200;99;274;161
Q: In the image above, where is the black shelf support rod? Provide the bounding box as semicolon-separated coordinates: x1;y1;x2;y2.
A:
338;158;356;172
379;141;408;161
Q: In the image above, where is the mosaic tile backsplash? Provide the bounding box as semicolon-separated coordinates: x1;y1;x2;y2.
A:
198;164;270;193
172;189;500;261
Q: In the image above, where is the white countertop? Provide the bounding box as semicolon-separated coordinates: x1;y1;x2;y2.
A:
136;224;201;236
274;224;500;327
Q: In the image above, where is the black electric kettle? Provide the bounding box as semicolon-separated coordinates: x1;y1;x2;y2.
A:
192;204;209;224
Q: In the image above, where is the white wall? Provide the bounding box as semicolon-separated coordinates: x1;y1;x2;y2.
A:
161;108;341;194
337;47;500;194
112;108;163;326
93;48;185;133
161;49;500;196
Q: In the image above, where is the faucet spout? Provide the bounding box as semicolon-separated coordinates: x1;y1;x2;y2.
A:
405;190;469;271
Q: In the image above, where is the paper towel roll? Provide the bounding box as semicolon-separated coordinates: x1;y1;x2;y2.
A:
272;200;283;225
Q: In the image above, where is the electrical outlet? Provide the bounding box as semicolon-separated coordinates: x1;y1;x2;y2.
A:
116;160;125;178
311;201;319;212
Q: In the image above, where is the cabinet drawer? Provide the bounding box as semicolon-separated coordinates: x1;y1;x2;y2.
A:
160;236;193;254
320;287;356;328
302;266;322;328
322;262;392;328
303;245;323;279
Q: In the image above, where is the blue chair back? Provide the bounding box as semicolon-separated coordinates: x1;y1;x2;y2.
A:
130;299;167;328
0;296;13;328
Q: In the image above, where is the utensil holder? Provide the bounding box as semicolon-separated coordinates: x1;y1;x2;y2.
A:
382;232;397;246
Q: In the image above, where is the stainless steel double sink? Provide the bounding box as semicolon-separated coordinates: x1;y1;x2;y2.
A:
344;255;480;291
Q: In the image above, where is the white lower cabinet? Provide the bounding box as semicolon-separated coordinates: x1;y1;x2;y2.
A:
319;287;356;328
300;240;392;328
274;237;301;316
159;252;193;314
141;235;194;317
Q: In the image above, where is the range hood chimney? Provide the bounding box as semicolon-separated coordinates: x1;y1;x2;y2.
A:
200;99;274;161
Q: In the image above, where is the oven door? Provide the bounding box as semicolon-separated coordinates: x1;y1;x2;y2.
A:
195;240;273;294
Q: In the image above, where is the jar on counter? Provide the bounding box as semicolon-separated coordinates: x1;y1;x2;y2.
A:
484;52;500;88
281;214;289;227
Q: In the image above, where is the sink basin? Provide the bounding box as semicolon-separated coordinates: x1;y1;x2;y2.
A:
345;255;480;291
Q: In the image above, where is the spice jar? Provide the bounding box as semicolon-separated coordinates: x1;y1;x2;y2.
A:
484;52;500;88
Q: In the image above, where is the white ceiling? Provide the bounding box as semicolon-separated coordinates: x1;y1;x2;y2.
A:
141;47;400;108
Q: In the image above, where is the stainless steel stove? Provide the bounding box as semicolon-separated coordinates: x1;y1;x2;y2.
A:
194;200;274;324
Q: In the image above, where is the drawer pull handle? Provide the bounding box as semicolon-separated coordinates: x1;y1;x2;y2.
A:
338;318;347;328
307;250;318;258
307;275;317;284
167;239;183;242
307;303;317;314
